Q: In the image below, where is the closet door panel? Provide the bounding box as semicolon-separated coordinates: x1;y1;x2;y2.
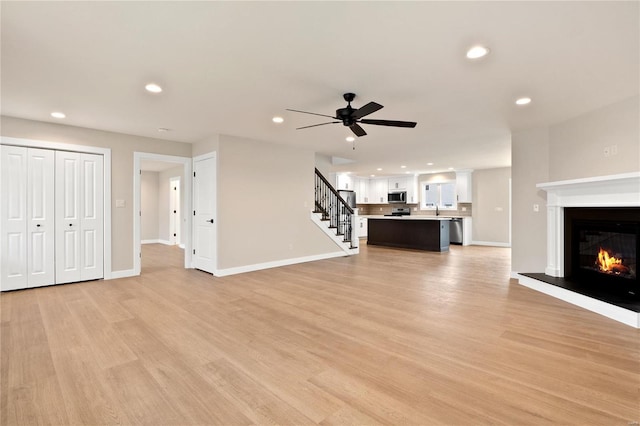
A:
80;154;103;280
55;151;81;284
27;148;55;287
0;146;28;291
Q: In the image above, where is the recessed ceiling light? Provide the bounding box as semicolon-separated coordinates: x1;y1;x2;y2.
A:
427;162;434;166
345;136;355;142
370;174;375;177
515;97;532;105
405;171;411;174
448;167;455;170
400;165;407;169
376;168;382;171
158;128;171;132
145;83;163;93
50;111;66;119
466;45;490;59
272;116;284;123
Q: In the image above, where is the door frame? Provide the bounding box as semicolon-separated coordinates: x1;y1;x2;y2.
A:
0;136;113;279
133;152;192;275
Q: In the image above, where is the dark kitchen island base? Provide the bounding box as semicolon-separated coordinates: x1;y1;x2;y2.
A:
367;218;450;252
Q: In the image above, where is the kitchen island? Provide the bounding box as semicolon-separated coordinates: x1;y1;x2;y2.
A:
367;217;450;252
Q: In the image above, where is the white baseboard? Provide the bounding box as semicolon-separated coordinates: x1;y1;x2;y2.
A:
516;274;639;328
108;269;136;279
509;271;521;279
179;243;185;249
471;240;511;247
142;239;172;245
215;251;347;277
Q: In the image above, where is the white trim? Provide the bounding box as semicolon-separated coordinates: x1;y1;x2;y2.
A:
141;239;173;245
509;271;521;279
1;136;112;279
471;240;511;247
516;274;639;328
214;251;347;277
179;243;185;249
134;152;192;276
109;269;136;280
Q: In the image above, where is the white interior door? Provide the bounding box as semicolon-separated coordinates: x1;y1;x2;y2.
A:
1;146;28;290
80;153;104;281
170;177;180;245
56;151;104;284
56;151;81;284
27;148;55;287
192;154;216;273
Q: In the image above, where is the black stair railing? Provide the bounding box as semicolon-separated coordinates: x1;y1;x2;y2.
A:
314;168;356;248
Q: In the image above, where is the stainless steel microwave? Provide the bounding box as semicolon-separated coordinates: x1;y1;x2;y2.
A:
388;191;406;203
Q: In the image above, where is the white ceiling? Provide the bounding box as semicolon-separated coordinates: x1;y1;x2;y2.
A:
2;1;638;177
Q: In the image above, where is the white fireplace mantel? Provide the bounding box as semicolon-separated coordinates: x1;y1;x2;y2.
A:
520;172;640;328
537;172;640;277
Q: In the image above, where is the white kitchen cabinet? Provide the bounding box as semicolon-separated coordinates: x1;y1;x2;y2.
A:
388;177;406;191
371;178;388;204
355;178;370;204
336;173;354;190
357;217;368;238
456;171;473;203
405;175;419;204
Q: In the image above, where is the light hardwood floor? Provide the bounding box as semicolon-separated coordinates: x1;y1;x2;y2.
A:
1;243;638;425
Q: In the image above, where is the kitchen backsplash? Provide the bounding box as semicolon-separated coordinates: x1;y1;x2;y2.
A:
357;202;472;217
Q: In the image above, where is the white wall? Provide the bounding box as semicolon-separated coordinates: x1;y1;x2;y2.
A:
511;95;639;274
472;167;511;244
216;134;341;270
0;116;192;272
141;171;159;241
549;96;639;181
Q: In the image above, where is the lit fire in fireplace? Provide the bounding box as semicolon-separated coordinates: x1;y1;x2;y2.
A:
596;247;629;275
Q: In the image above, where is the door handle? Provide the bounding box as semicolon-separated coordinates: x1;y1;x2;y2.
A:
207;219;214;223
69;223;73;227
36;224;41;227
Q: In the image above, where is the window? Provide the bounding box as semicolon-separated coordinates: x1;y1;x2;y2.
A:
420;181;457;210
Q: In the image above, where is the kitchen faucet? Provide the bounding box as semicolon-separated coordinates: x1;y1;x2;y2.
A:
436;205;440;216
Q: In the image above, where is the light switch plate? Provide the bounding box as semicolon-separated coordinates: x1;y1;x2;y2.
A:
116;199;125;208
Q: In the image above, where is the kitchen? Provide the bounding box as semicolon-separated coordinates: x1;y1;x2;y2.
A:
333;168;510;251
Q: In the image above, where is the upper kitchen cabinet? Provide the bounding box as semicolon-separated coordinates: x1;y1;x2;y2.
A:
405;176;419;204
370;178;388;204
456;170;473;203
355;177;370;204
336;173;354;190
388;177;406;191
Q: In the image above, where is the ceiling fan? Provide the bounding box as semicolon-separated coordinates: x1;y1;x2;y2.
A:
287;93;417;137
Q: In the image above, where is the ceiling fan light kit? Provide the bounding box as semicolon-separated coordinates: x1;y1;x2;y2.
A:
287;93;417;137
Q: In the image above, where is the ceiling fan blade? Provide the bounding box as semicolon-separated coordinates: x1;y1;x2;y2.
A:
286;108;337;119
351;102;383;119
350;123;367;137
296;121;339;130
360;119;417;128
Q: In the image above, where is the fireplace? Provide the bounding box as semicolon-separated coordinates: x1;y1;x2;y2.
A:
517;172;640;328
565;208;639;298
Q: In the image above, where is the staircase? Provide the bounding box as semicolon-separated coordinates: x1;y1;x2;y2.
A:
311;168;359;255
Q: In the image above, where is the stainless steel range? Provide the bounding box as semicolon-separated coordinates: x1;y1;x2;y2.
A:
384;207;411;217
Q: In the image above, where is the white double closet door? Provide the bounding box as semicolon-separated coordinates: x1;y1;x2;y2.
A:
0;146;104;291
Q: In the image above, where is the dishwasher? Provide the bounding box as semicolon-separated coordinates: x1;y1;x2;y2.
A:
450;218;463;245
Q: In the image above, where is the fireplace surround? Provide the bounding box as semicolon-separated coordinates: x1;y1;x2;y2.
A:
517;172;640;328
